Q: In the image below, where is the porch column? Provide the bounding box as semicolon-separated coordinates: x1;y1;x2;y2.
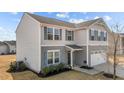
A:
71;50;74;68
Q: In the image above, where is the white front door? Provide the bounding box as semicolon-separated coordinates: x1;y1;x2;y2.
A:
91;51;106;66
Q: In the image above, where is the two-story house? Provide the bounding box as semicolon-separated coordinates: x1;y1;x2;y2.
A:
16;13;110;73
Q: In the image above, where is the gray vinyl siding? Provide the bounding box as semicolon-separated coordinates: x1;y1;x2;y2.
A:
41;45;87;68
88;45;107;67
41;46;67;68
73;46;87;66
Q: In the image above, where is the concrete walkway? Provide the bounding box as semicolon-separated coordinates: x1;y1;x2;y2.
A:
73;66;103;75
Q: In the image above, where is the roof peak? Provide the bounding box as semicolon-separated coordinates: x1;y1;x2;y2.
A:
26;12;104;28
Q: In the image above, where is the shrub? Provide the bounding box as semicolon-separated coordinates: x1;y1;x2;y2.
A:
7;61;27;72
7;61;17;72
49;65;56;73
42;67;50;75
18;61;27;71
41;63;66;76
57;63;65;71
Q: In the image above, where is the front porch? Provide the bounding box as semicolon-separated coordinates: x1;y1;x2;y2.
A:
65;45;85;68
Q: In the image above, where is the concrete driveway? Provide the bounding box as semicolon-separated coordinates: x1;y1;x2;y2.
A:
94;63;124;78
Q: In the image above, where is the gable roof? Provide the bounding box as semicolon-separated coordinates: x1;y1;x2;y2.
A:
26;13;105;29
4;41;16;46
0;41;7;46
27;13;75;28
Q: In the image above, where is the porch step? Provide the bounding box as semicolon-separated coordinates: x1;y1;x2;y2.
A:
73;67;103;75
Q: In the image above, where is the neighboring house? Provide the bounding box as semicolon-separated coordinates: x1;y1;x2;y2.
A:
118;33;124;54
4;41;16;54
108;32;124;55
16;13;110;73
0;41;9;55
0;41;16;55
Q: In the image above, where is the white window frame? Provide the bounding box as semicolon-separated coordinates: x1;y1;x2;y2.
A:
47;27;53;40
91;29;95;36
44;27;62;40
47;50;60;65
66;30;74;41
54;28;61;40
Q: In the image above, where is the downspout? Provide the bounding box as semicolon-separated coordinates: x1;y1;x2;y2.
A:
86;29;89;66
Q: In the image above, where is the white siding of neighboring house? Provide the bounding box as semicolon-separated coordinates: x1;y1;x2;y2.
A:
8;45;16;53
0;44;9;54
41;24;76;46
88;23;108;46
16;13;41;73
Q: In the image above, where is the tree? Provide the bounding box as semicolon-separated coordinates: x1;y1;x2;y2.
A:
108;24;124;80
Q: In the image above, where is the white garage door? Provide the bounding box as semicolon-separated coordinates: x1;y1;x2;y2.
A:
91;51;106;67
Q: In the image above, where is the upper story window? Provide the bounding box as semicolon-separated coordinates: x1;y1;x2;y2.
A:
103;32;107;41
44;27;62;40
66;30;74;41
89;29;107;41
90;29;95;40
47;28;53;40
98;31;101;41
54;29;62;40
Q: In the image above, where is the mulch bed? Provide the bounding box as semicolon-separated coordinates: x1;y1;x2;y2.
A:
80;66;94;70
103;73;118;78
38;68;71;78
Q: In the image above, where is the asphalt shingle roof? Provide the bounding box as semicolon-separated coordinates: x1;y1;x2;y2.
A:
27;13;103;28
66;45;82;49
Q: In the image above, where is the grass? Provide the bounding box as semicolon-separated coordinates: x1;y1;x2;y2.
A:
0;55;123;80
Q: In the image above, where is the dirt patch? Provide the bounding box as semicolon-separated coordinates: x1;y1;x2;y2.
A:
0;55;16;80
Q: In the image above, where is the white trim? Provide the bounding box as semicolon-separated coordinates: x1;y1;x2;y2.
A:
39;23;41;71
86;29;89;66
47;50;60;65
71;50;73;68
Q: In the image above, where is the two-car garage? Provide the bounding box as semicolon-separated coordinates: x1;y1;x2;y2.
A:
90;50;107;67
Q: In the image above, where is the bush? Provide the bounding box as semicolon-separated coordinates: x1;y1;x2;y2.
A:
42;67;50;76
57;63;65;71
7;61;17;72
18;61;27;71
49;65;56;73
41;63;66;76
7;61;27;72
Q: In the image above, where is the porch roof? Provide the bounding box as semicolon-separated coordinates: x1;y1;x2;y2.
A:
66;45;83;51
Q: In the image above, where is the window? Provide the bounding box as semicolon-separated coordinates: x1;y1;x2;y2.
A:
90;29;95;40
55;52;59;63
44;27;62;40
104;32;107;41
47;50;60;65
94;30;98;40
101;32;104;41
54;29;62;40
98;31;101;41
48;52;53;64
66;30;74;41
47;28;53;40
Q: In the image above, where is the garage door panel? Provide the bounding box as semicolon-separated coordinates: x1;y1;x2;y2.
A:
91;53;106;66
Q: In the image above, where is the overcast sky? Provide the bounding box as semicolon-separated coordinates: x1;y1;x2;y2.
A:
0;12;124;41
